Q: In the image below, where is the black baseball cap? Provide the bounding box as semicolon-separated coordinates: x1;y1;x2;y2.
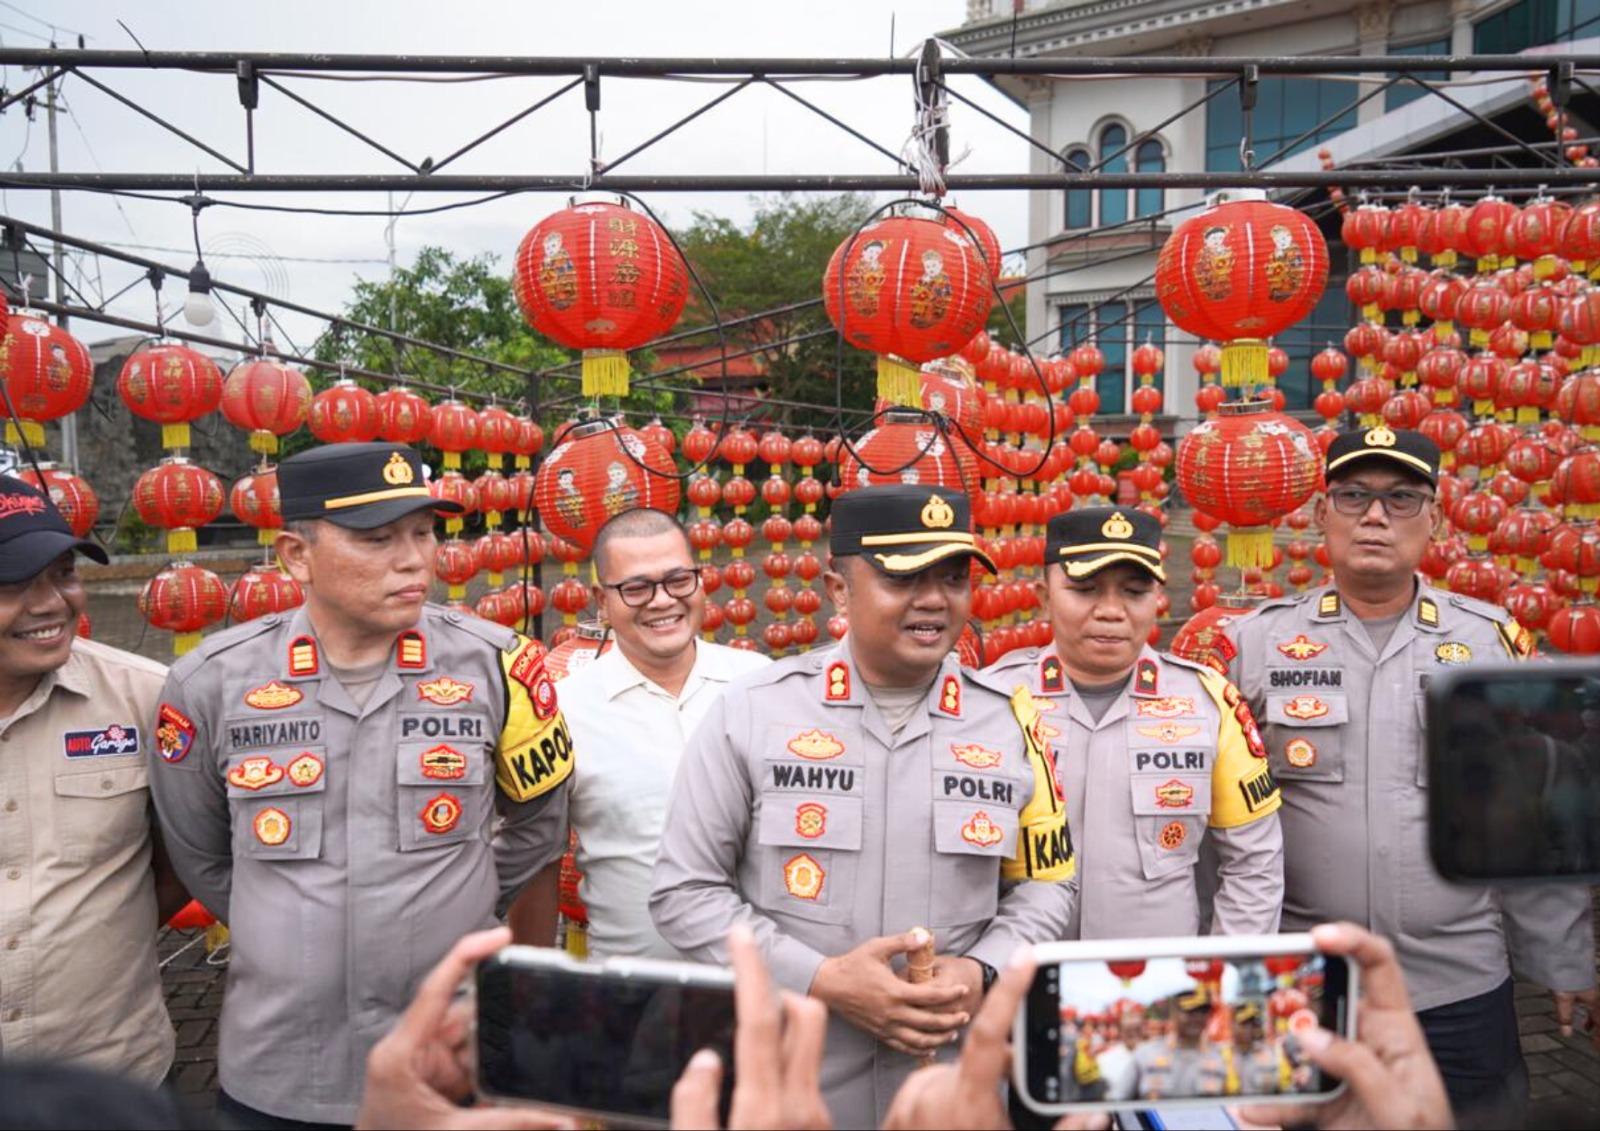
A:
1325;425;1440;486
829;484;996;575
1045;506;1166;583
278;443;463;530
0;476;109;583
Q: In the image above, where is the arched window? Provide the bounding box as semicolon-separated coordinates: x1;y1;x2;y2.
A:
1063;146;1091;230
1098;123;1129;228
1135;140;1165;219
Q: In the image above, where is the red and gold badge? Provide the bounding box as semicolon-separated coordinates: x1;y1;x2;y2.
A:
228;756;285;791
961;810;1005;848
1039;655;1065;694
783;853;825;900
951;743;1002;770
1156;779;1195;809
1285;737;1318;768
939;674;962;716
420;744;468;780
397;630;426;669
253;807;291;846
287;753;324;787
1158;821;1186;850
824;661;850;702
156;702;195;764
1135;658;1159;696
1276;635;1329;661
288;635;319;676
417;677;474;706
787;729;844;761
420;792;463;835
795;802;827;839
244;680;303;710
1282;696;1329;720
530;671;559;720
1136;723;1201;742
1135;697;1197;719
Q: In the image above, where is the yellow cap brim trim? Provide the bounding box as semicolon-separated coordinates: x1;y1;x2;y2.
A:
860;531;975;547
870;542;997;574
323;486;436;510
1062;551;1167;583
1326;449;1435;479
1054;540;1161;560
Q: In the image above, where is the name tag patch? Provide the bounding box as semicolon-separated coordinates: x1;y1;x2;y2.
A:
63;723;140;759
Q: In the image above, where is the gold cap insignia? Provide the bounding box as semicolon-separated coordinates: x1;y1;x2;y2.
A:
1101;511;1135;540
383;451;416;485
921;494;955;529
1363;425;1397;448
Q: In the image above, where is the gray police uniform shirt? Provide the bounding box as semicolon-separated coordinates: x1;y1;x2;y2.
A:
649;638;1077;1130
983;644;1284;939
149;604;573;1124
1224;582;1595;1012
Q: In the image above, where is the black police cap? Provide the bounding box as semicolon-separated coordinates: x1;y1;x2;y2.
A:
1045;506;1166;583
1325;425;1439;486
278;443;462;530
830;484;996;576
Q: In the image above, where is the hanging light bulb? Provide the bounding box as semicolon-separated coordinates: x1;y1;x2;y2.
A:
183;259;216;327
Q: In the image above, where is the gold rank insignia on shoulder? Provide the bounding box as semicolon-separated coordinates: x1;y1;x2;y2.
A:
397;630;426;669
920;493;955;529
288;635;319;677
824;661;850;702
1039;655;1065;694
1101;511;1135;539
383;451;416;485
939;674;962;716
1364;425;1397;448
1418;597;1439;627
1135;658;1159;696
1318;591;1341;618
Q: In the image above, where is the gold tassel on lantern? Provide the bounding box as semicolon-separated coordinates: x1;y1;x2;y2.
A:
1226;527;1277;570
1220;340;1268;388
249;429;277;455
582;349;631;397
174;631;203;655
258;528;277;548
162;423;191;450
877;354;922;407
167;528;198;555
5;420;45;447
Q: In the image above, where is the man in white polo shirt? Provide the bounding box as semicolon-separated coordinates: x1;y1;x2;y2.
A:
514;506;768;957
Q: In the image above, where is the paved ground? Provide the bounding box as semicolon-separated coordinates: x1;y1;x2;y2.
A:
73;538;1599;1127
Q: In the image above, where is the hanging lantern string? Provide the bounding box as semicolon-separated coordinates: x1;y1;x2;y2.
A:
903;42;964;199
148;266;165;335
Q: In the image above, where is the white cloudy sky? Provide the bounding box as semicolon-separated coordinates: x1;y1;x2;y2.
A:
0;1;1030;353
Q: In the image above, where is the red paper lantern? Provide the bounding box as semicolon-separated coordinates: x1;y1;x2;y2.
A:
533;418;681;553
838;413;979;494
513;200;690;397
1155;191;1329;386
132;458;226;555
230;566;304;622
1547;603;1600;654
428;399;482;472
230;466;282;547
117;342;223;450
16;465;99;538
139;562;228;655
309;379;380;444
824;213;991;406
375;386;433;444
221;357;312;454
1;311;93;446
476;405;520;469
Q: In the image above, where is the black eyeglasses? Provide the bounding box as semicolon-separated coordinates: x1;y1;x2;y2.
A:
1327;485;1434;519
602;568;703;607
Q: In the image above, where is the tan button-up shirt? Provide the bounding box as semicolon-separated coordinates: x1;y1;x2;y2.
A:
0;638;172;1084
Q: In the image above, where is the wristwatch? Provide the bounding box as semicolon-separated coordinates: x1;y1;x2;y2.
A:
973;957;999;995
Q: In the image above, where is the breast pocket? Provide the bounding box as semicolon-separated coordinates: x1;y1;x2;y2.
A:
930;798;1015;928
1262;694;1349;784
755;792;862;925
53;763;149;867
396;739;490;851
1130;769;1210;881
227;748;327;861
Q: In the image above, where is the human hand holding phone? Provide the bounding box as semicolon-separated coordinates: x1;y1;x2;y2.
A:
1238;922;1453;1131
809;931;971;1056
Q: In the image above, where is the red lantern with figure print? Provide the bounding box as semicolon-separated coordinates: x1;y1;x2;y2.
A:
309;379;380;444
534;418;680;554
230;465;282;547
221;356;312;455
117;342;223;451
16;465;99;538
229;566;304;622
2;310;93;447
133;458;226;556
375;386;432;444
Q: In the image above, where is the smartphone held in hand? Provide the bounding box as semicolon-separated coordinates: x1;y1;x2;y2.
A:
476;946;736;1129
1013;934;1357;1117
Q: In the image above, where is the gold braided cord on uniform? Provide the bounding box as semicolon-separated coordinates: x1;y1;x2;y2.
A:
494;638;575;803
1222;1044;1240;1095
1001;685;1077;883
1197;667;1282;829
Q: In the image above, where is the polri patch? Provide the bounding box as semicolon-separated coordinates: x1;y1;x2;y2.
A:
244;681;302;710
253;807;291;846
156;703;195;764
420;744;467;780
795;802;826;839
287;753;324;787
951;743;1002;769
1282;696;1329;720
783;853;824;899
1276;635;1329;661
787;729;844;761
417;677;474;706
1156;779;1195;809
228;756;284;791
1435;641;1472;665
1134;697;1196;718
961;810;1005;847
1285;737;1317;768
63;723;140;759
1158;821;1186;850
420;792;463;835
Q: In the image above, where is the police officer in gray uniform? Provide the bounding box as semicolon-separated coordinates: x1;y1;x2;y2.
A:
1223;425;1598;1127
150;443;573;1128
650;484;1077;1128
1129;988;1224;1100
984;506;1283;940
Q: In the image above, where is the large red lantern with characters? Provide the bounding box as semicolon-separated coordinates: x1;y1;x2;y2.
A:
132;458;226;555
1155;190;1329;386
513;200;690;398
1;310;93;446
375;385;432;444
16;464;99;538
533;418;681;554
221;356;312;454
824;212;992;406
230;466;282;547
117;342;223;451
309;379;380;443
139;561;228;655
1175;401;1323;567
229;565;304;622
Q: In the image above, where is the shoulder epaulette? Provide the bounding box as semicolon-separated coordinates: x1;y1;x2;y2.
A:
425;605;520;651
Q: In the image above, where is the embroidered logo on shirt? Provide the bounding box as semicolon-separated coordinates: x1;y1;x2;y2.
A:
787;729;844;761
417;677;474;706
824;662;850;702
156;703;195;763
1039;655;1065;694
1156;779;1195;809
1134;658;1159;696
1134;697;1197;718
1282;696;1330;720
288;635;318;677
961;810;1005;847
939;675;962;716
1158;821;1186;850
244;681;303;710
795;802;827;839
1285;737;1318;768
287;753;324;787
228;756;285;791
1435;641;1473;665
951;743;1003;770
1276;635;1329;661
397;630;426;669
420;793;463;835
783;853;825;900
62;724;140;759
253;807;291;846
1136;723;1201;742
420;744;467;780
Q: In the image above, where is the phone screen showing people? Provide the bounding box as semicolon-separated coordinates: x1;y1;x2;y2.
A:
477;959;735;1125
1025;952;1348;1108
